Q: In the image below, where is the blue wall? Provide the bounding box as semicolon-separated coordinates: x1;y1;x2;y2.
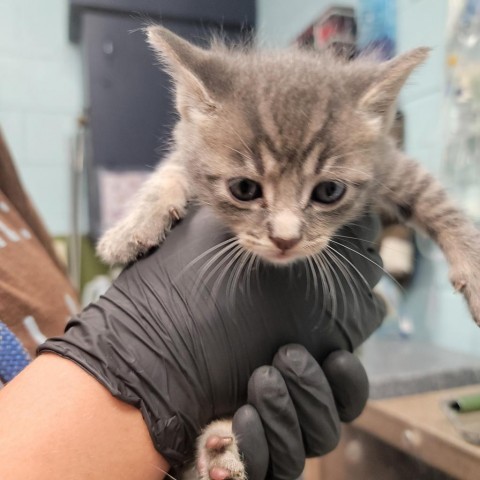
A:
0;0;83;236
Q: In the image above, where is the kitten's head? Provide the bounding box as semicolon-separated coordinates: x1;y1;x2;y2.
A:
147;26;428;264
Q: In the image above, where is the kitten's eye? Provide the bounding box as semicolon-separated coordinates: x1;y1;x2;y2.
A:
311;181;346;204
228;178;262;201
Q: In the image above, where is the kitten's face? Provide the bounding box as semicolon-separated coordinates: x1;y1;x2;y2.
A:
147;27;427;264
189;87;377;264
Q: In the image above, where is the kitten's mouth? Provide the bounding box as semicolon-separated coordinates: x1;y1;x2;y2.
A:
237;234;328;266
268;250;302;264
240;241;306;265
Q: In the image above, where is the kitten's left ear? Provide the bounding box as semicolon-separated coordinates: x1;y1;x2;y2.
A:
359;47;430;131
146;26;230;117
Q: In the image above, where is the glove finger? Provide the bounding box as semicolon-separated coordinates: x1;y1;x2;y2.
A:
273;344;340;457
322;350;369;422
232;405;269;480
248;365;305;480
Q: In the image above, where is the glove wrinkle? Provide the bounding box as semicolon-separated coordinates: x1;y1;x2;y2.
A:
38;207;384;468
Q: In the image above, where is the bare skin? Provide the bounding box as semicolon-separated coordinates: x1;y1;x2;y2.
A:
0;354;168;480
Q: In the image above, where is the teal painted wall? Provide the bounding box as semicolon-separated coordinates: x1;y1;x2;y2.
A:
0;0;83;236
395;1;479;357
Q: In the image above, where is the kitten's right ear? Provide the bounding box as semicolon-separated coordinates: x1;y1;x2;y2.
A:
359;47;430;131
146;26;229;116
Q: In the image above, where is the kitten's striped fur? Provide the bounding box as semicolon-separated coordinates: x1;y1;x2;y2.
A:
97;27;480;479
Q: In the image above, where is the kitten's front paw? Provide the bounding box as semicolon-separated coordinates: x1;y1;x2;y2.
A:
450;266;480;327
96;207;184;265
196;420;246;480
96;224;147;265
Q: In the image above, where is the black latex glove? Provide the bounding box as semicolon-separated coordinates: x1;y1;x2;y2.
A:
233;347;369;480
39;206;385;477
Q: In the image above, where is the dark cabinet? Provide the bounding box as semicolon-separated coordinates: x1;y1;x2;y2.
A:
69;0;255;237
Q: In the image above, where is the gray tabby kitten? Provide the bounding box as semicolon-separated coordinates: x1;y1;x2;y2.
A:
97;26;480;480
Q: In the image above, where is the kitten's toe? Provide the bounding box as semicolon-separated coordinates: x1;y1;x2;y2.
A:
96;225;154;265
450;267;480;327
197;421;246;480
169;207;181;221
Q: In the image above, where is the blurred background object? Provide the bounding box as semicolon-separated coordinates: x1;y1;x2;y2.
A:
444;0;480;223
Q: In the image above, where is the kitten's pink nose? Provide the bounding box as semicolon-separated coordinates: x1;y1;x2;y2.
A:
269;235;302;252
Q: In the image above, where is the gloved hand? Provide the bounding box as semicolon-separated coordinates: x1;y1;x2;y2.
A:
39;206;385;478
234;346;369;480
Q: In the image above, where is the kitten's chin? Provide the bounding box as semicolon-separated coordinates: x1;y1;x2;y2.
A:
244;246;306;266
237;237;310;266
261;251;305;266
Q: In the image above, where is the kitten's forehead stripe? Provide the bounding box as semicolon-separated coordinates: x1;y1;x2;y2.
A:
315;145;334;174
230;150;247;166
205;174;221;183
249;142;265;175
302;143;325;178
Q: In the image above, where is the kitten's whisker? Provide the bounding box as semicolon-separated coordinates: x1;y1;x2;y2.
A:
305;256;319;312
178;236;238;278
326;245;362;312
326;244;383;320
226;247;250;309
194;241;241;298
326;241;376;294
334;233;409;256
311;253;332;320
149;463;178;480
325;148;373;165
203;246;244;309
322;249;348;323
329;238;405;293
304;256;312;300
226;126;255;155
254;255;263;297
313;254;330;321
223;144;256;164
318;251;339;321
212;245;245;309
210;244;245;303
324;247;362;319
328;244;384;320
245;250;257;306
333;234;379;245
330;163;397;196
236;249;253;305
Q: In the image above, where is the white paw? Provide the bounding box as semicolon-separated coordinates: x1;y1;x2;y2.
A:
196;420;246;480
96;205;185;265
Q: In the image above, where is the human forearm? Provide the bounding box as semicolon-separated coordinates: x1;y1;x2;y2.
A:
0;354;168;480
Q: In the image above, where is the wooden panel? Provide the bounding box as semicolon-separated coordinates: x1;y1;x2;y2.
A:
353;384;480;480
